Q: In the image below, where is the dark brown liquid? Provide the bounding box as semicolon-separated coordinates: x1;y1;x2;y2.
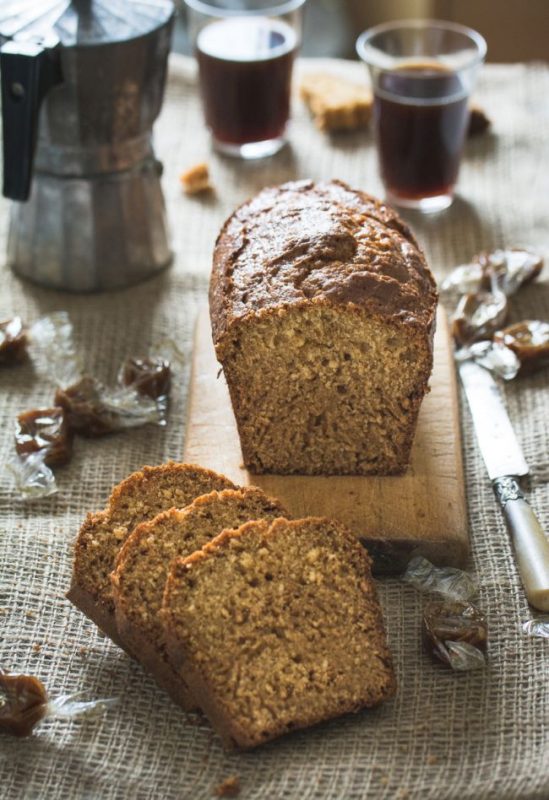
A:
196;17;296;145
374;64;469;200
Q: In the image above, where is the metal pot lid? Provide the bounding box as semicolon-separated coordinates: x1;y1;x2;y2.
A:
0;0;174;48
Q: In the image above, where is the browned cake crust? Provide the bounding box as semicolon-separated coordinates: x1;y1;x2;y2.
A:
66;463;235;662
162;517;396;750
111;488;288;710
210;179;437;476
211;179;435;340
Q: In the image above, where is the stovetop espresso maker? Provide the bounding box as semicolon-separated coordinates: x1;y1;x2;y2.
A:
0;0;175;291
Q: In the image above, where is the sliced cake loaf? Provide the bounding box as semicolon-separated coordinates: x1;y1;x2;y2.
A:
111;487;287;708
162;517;396;749
67;463;235;646
210;179;437;475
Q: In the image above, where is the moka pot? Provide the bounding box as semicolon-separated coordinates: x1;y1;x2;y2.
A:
0;0;175;291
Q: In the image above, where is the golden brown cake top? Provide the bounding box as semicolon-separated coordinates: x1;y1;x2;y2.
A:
210;179;437;343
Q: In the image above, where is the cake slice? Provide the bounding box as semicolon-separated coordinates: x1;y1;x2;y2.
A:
67;463;235;647
300;73;373;131
111;487;287;708
162;517;396;749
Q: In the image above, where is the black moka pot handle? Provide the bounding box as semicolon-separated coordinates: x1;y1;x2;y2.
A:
0;37;62;201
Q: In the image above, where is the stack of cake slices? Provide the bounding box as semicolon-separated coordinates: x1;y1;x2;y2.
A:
68;462;396;749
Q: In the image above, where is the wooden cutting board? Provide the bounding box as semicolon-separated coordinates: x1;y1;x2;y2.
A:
184;308;468;573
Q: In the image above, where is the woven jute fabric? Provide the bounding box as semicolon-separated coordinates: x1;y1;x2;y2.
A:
1;56;548;799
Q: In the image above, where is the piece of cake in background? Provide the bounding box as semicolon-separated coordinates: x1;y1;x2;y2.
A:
210;179;437;476
299;72;373;131
162;516;396;750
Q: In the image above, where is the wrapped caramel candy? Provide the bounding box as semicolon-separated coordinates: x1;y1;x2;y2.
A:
442;248;543;298
53;376;155;437
8;311;175;500
423;600;487;671
452;290;508;345
493;321;549;376
468;104;491;137
0;668;117;738
481;248;543;296
119;356;171;401
403;557;487;672
15;407;73;466
0;671;48;737
0;317;28;365
454;340;520;381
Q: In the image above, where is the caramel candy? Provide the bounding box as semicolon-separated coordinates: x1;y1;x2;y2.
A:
119;357;171;400
468;104;491;137
213;776;241;798
55;376;117;437
0;670;48;737
452;290;508;345
15;407;73;466
0;317;27;365
423;600;487;670
180;162;212;195
494;320;549;375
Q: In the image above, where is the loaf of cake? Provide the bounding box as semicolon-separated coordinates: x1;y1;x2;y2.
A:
66;463;234;651
162;516;396;750
210;179;437;475
111;487;287;708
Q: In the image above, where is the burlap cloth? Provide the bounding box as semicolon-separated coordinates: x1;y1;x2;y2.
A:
1;56;548;799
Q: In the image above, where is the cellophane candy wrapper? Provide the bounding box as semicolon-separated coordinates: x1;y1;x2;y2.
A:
6;451;57;500
454;340;521;381
522;618;549;639
28;311;82;388
7;312;81;499
403;557;487;671
55;376;161;436
9;313;177;500
452;289;509;346
441;248;543;299
0;669;118;738
403;556;478;602
494;320;549;376
444;248;544;379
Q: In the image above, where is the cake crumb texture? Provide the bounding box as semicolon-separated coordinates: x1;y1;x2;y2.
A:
112;487;288;659
210;179;437;475
163;516;396;749
68;463;235;623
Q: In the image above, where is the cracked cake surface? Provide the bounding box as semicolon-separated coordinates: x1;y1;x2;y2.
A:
210;180;437;475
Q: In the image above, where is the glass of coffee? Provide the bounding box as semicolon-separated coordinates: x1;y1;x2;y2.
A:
185;0;306;159
357;20;486;212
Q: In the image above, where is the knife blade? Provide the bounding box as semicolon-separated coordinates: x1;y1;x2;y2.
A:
459;359;549;611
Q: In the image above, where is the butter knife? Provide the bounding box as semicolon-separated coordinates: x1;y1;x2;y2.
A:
459;360;549;611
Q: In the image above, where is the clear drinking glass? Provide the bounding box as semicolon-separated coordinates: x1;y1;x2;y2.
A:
185;0;306;159
357;20;487;212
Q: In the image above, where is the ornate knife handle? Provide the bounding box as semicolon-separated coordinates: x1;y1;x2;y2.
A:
492;476;549;611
